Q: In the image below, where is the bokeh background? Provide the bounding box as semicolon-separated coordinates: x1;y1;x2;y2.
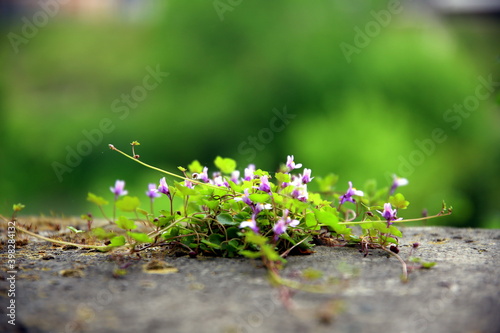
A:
1;0;499;228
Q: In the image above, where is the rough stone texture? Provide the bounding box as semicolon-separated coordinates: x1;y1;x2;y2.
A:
1;227;499;333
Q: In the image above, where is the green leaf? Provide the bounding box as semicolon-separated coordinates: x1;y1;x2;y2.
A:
156;215;175;228
80;214;92;221
91;227;115;240
226;227;240;239
389;193;410;209
313;208;350;235
188;160;203;173
127;232;153;243
67;226;84;234
87;192;108;206
201;239;221;250
274;172;291;184
384;237;398;245
245;232;268;246
261;244;285;262
388;225;403;237
109;235;126;247
214;156;237;174
115;196;141;212
305;212;320;230
203;198;220;210
239;250;262;259
175;182;199;196
208;233;225;245
315;173;338;192
115;216;137;230
137;208;149;217
248;193;270;203
217;213;237;225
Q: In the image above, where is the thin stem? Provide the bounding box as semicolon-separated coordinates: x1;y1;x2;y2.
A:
111;144;231;192
382;246;408;282
280;235;310;258
338;211;452;225
98;205;111;223
14;224;109;250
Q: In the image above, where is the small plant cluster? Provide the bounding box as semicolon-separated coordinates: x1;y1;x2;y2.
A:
5;142;452;283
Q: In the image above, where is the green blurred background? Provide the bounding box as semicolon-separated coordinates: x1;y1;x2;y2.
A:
1;0;499;228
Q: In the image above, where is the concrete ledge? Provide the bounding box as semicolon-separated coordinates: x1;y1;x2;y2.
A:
1;227;499;333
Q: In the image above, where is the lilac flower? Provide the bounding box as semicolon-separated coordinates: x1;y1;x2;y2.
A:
184;179;194;189
230;170;241;184
193;167;210;183
234;189;272;215
258;175;271;193
110;180;128;199
146;183;160;199
273;209;300;240
234;188;253;206
390;174;409;195
158;177;171;198
286;155;302;171
291;184;309;202
239;217;259;234
377;203;402;227
213;175;229;188
244;164;256;181
301;168;313;184
339;181;364;205
253;203;272;215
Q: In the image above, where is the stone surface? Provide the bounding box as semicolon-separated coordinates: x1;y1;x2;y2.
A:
1;226;499;333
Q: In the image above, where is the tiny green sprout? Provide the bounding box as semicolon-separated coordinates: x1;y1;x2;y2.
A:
13;203;25;212
130;140;141;158
11;203;26;220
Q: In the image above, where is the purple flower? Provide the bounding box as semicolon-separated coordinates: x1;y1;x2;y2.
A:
146;183;160;199
258;175;271;193
234;188;253;206
110;180;128;198
193;167;210;183
234;189;272;216
339;181;364;205
184;179;194;189
301;168;313;184
286;155;302;171
390;174;409;195
273;209;300;240
213;175;229;188
291;184;308;202
239;217;259;234
377;203;402;227
253;203;272;215
231;170;241;184
244;164;256;181
158;177;171;198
